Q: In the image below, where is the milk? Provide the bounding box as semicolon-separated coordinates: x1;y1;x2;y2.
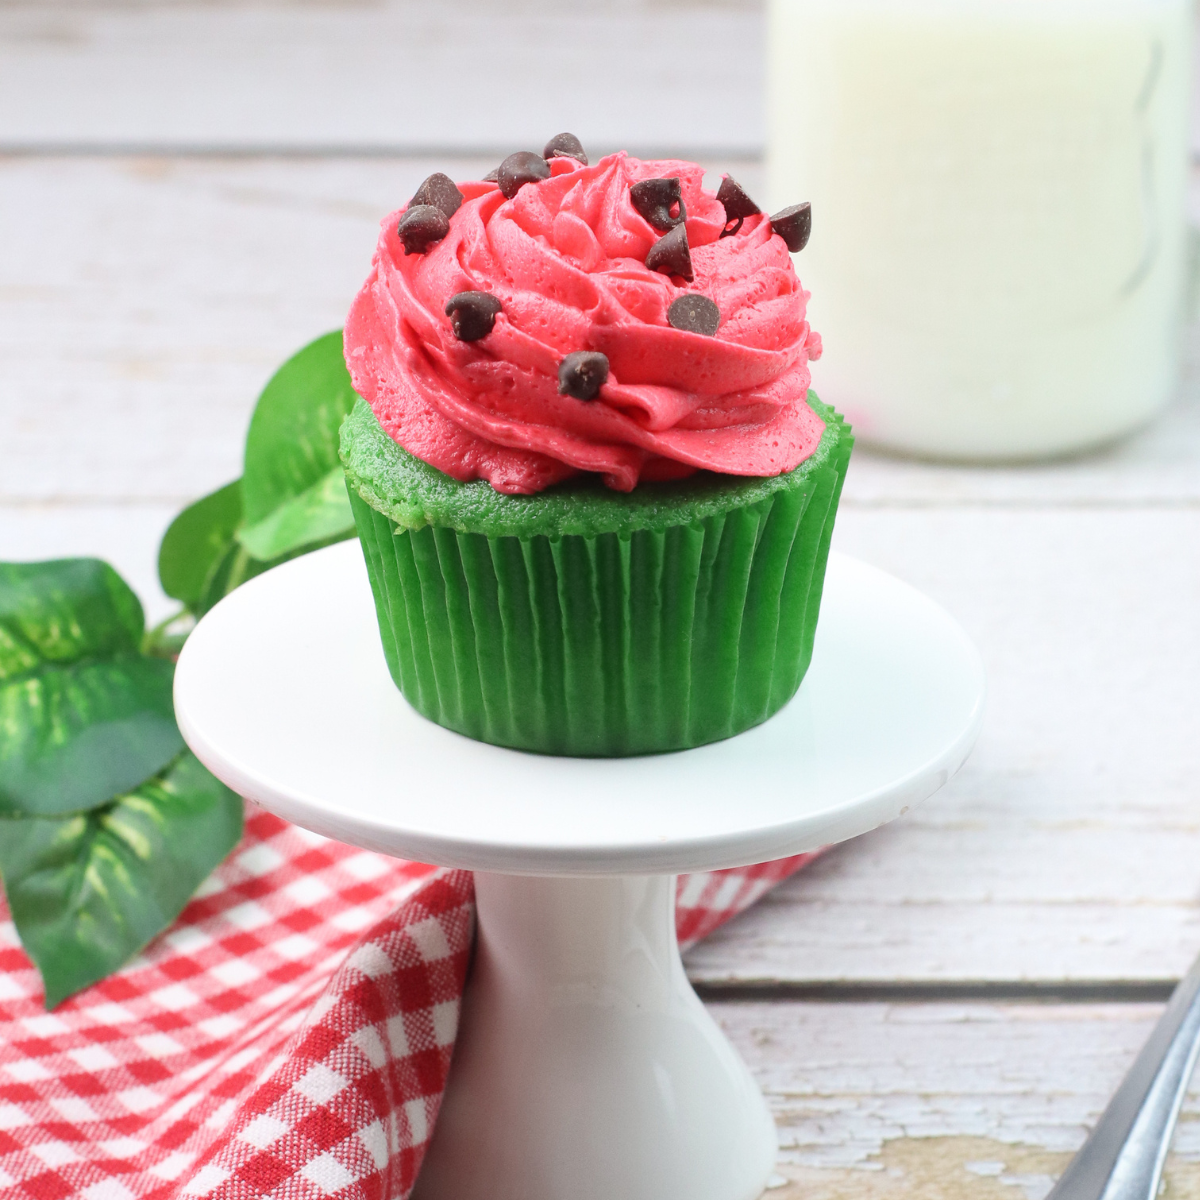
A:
767;0;1192;459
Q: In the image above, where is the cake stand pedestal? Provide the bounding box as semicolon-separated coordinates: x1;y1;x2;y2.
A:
174;542;985;1200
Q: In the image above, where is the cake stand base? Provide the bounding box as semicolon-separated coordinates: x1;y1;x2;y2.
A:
412;874;775;1200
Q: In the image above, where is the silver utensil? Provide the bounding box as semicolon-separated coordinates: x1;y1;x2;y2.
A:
1046;953;1200;1200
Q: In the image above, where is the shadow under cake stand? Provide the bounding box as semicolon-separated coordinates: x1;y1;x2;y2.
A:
174;541;985;1200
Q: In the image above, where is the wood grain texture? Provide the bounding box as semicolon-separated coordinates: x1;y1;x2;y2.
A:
713;1001;1200;1197
686;508;1200;985
5;14;1200;1187
0;155;760;506
3;155;1199;984
3;154;1199;509
0;1;763;154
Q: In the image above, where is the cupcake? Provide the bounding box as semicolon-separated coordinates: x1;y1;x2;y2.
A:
341;136;852;756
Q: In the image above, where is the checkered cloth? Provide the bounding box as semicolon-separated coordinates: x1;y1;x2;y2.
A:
0;804;819;1200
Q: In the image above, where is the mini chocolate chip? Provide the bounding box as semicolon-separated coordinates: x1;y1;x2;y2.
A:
558;351;609;401
630;177;687;232
644;224;694;282
445;291;502;341
543;132;588;166
770;202;812;252
667;294;720;337
409;172;464;219
717;175;761;238
483;168;499;182
397;204;449;255
497;151;552;199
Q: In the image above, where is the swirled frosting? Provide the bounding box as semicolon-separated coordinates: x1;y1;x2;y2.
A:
344;152;824;494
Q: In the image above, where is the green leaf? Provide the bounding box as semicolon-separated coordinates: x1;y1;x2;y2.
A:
0;751;243;1008
241;330;358;528
158;479;243;609
0;558;144;680
237;465;355;560
157;331;358;616
0;656;181;816
193;541;273;618
0;560;184;816
156;480;276;620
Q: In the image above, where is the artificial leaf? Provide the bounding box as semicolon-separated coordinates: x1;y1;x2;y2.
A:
156;479;278;619
196;529;356;617
0;656;181;817
241;330;358;529
159;331;358;617
236;464;355;560
158;479;243;609
193;539;274;618
0;558;144;679
0;750;244;1009
0;560;184;816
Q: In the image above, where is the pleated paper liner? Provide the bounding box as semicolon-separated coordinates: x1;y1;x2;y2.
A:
342;396;852;757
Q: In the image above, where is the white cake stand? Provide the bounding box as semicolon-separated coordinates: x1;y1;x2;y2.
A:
174;540;985;1200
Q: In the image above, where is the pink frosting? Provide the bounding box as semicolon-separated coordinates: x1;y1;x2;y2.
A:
344;152;824;494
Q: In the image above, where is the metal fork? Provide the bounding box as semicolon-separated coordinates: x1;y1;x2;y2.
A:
1045;953;1200;1200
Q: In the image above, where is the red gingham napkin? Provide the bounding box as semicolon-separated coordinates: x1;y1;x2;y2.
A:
0;804;819;1200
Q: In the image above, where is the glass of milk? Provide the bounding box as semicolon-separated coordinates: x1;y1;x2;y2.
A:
767;0;1192;460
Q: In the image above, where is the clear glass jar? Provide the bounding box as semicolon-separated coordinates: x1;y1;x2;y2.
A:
767;0;1193;460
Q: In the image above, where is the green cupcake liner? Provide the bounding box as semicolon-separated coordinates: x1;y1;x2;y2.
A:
344;398;852;757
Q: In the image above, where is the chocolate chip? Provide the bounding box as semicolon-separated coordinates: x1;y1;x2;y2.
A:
445;291;502;341
409;172;464;219
717;175;761;238
543;132;588;166
558;351;609;400
483;168;499;182
397;204;449;255
667;294;720;337
497;151;552;199
644;224;694;282
630;177;687;232
770;202;812;252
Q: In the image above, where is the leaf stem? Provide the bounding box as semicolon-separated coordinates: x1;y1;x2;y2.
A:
142;608;194;658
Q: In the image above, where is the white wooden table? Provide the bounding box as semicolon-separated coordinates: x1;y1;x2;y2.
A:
3;4;1199;1197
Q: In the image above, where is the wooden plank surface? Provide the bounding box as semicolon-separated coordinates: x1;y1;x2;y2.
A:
688;507;1200;986
3;152;1199;988
5;13;1200;1198
713;1001;1200;1199
0;153;753;507
3;151;1197;511
0;1;763;155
